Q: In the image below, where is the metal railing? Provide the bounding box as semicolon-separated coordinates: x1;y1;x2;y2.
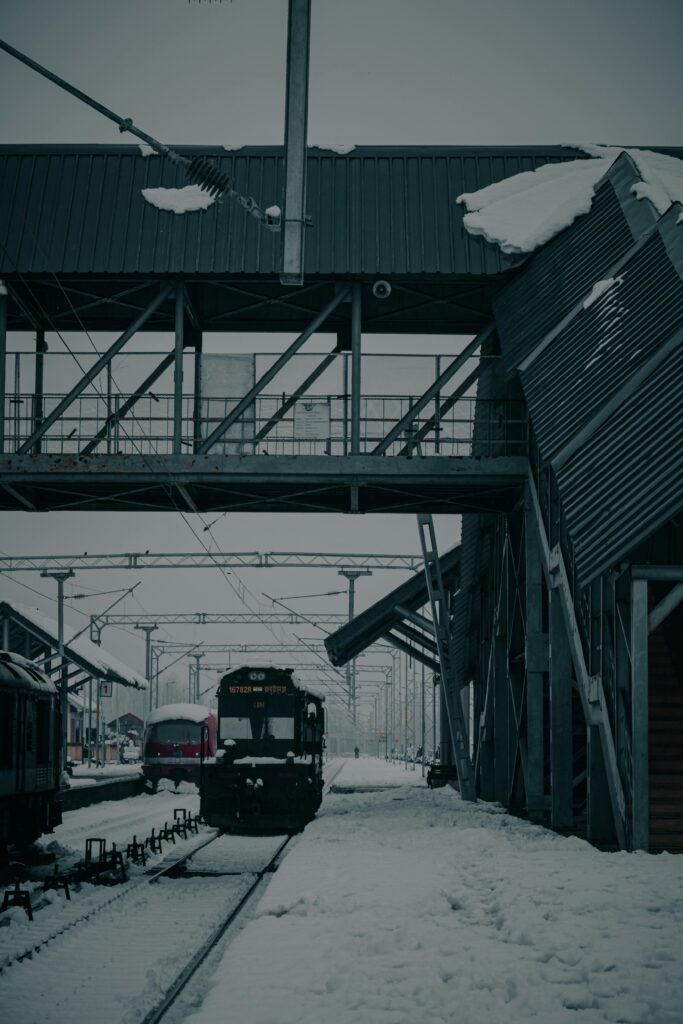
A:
3;391;527;458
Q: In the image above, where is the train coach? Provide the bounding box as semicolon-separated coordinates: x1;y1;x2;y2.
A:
200;666;325;834
0;650;62;851
142;702;217;790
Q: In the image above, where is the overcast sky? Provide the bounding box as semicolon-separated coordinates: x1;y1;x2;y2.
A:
1;0;681;717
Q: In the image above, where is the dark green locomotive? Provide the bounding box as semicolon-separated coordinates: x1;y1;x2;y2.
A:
200;666;325;833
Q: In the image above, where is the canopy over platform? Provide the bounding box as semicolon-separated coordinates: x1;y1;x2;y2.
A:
325;545;460;670
0;599;146;689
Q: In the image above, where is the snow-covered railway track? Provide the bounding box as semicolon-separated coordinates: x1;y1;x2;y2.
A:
0;831;294;1024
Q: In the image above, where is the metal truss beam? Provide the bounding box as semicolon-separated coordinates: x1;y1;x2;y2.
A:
91;609;346;642
0;453;527;513
372;325;493;456
249;351;338;447
197;286;350;453
398;364;482;456
1;551;424;573
80;351;175;455
16;284;173;455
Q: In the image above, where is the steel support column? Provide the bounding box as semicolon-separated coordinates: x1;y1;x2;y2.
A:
280;0;311;286
524;490;546;819
33;327;47;454
587;724;615;845
173;283;184;455
0;283;6;453
41;569;75;771
631;577;649;851
493;630;509;804
350;283;362;456
549;586;573;830
193;333;203;452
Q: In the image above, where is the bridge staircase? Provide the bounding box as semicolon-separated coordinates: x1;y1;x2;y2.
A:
649;627;683;852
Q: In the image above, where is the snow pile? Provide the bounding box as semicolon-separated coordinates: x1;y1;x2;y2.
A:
138;143;157;157
457;147;683;254
186;757;683;1024
141;184;216;214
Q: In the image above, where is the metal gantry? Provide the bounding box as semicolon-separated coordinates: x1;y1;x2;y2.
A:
90;610;348;643
0;551;425;572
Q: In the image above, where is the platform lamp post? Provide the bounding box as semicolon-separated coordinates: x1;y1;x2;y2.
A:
41;569;75;771
135;624;158;714
338;568;372;725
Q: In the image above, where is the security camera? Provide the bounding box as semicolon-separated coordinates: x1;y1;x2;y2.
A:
372;280;392;299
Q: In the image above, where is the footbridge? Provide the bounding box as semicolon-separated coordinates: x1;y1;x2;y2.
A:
2;142;683;853
0;143;576;513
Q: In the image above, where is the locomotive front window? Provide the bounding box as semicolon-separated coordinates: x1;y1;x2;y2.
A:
268;718;295;740
150;722;201;744
220;716;252;740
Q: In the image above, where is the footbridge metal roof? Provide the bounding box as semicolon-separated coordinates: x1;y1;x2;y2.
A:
0;144;587;335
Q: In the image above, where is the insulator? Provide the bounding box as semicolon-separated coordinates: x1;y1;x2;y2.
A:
186;156;234;198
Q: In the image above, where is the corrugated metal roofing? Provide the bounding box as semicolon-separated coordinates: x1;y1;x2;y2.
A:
557;341;683;588
521;207;683;462
493;153;651;376
0;144;584;278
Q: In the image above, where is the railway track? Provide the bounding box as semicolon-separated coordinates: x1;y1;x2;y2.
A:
141;759;346;1024
0;760;346;1024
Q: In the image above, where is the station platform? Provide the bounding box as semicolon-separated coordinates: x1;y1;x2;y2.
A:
186;756;683;1024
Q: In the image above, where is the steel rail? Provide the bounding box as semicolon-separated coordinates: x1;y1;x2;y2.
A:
139;833;295;1024
0;827;221;973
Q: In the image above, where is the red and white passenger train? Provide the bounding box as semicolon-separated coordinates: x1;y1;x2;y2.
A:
142;702;217;790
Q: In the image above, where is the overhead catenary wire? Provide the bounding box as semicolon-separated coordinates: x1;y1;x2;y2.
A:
0;38;279;223
0;136;354;723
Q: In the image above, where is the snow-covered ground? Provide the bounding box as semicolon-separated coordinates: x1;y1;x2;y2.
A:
185;757;683;1024
2;758;681;1024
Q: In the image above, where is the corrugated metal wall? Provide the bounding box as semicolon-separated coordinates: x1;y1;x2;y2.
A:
558;342;683;587
521;224;683;461
493;154;648;375
0;144;581;278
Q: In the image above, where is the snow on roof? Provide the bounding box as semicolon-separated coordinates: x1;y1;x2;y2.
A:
138;143;157;157
457;147;683;255
0;599;146;689
146;702;212;726
141;184;216;214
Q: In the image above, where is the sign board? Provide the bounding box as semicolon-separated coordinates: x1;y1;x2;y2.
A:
294;398;330;441
200;354;256;454
99;681;113;697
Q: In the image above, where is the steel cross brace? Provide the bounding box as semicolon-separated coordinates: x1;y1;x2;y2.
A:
527;471;627;848
416;513;476;800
